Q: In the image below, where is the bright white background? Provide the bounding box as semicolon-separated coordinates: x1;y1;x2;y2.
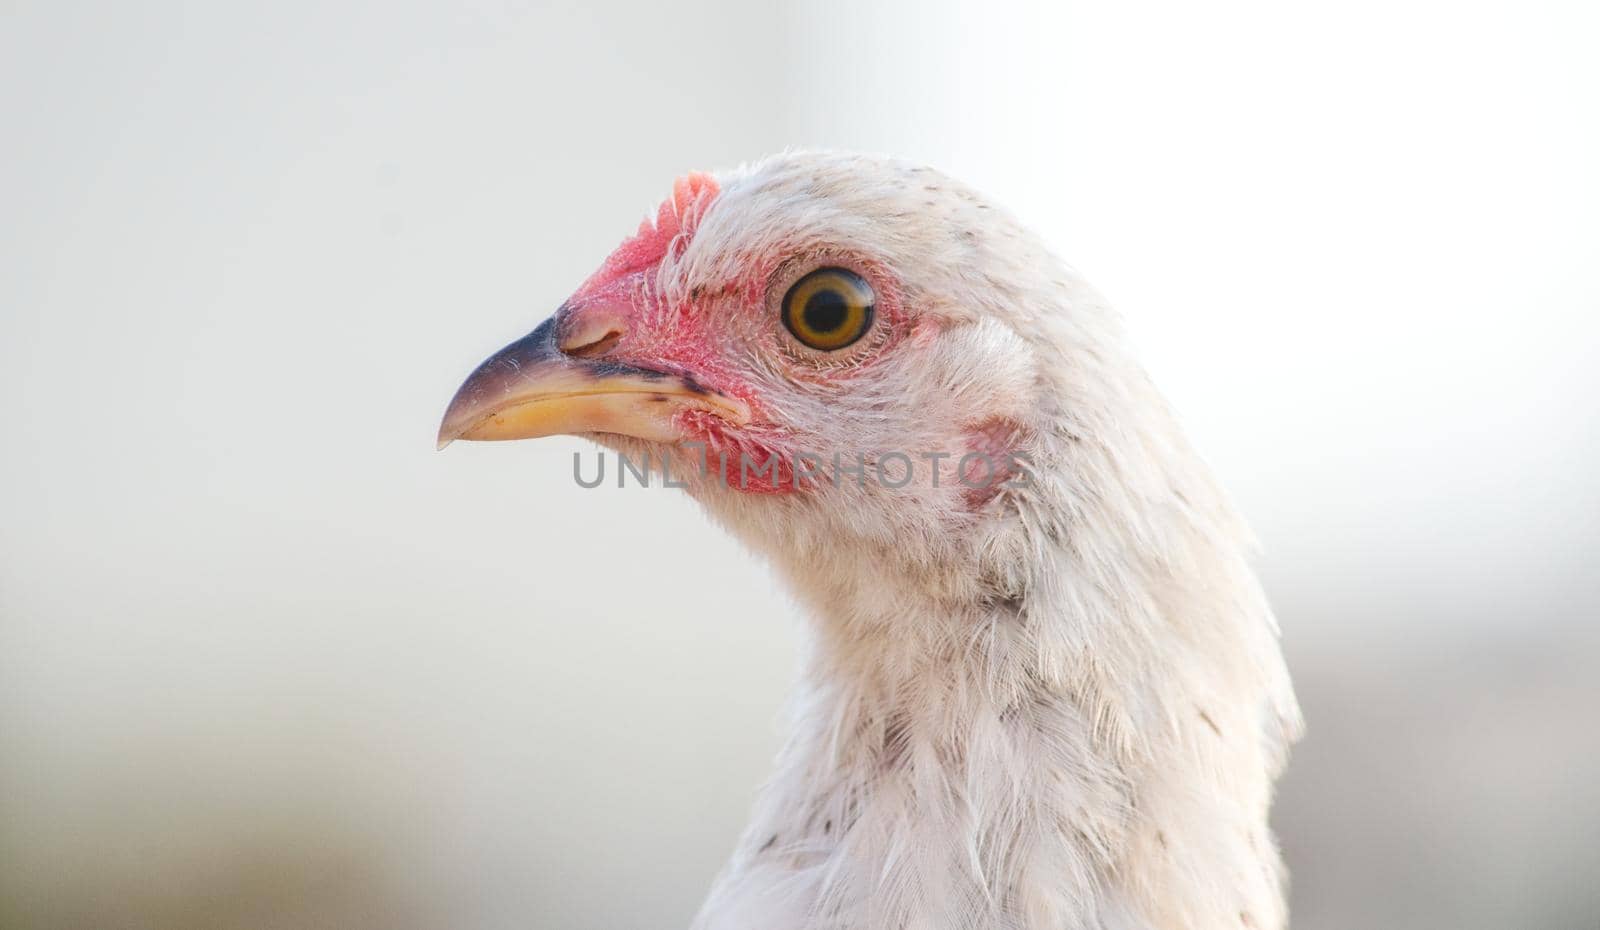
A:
2;2;1596;929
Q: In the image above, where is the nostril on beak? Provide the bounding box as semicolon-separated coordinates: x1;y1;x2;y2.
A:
561;328;622;359
556;308;627;359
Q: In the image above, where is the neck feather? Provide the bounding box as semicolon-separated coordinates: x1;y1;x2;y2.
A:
694;419;1300;930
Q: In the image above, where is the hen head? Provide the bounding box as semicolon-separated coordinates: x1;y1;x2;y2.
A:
439;152;1110;577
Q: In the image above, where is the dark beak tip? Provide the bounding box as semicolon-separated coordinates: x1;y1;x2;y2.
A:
435;328;556;452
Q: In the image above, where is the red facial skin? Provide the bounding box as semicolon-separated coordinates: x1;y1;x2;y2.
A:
562;173;920;495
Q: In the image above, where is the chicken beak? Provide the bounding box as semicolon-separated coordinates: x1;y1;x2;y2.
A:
436;318;749;450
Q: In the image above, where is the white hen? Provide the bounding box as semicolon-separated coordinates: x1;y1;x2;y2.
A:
439;151;1302;930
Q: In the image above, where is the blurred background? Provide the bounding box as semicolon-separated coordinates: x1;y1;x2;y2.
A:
3;1;1597;928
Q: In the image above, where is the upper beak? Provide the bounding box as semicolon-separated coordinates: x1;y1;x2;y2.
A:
436;315;749;450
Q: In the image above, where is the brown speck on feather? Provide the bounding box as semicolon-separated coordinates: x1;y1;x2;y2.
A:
1198;709;1222;737
881;713;910;770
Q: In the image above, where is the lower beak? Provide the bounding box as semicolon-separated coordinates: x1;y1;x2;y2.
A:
436;320;749;449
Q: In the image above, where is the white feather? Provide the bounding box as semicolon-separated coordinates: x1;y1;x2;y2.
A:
622;152;1301;930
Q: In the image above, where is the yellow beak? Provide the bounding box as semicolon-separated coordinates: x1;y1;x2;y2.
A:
436;319;750;449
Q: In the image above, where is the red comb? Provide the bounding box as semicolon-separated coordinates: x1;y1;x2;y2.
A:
575;172;721;299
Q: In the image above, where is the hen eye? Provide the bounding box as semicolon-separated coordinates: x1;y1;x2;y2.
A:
781;267;875;351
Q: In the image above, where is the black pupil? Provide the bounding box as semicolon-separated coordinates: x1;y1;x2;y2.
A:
802;288;850;334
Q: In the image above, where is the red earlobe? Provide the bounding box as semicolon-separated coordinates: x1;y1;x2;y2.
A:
960;417;1030;508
